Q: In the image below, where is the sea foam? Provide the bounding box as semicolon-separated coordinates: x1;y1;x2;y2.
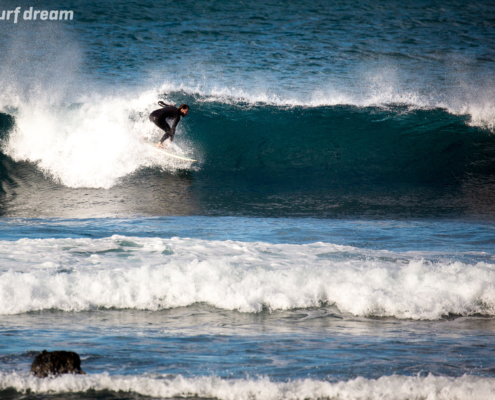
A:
1;372;494;400
0;236;493;319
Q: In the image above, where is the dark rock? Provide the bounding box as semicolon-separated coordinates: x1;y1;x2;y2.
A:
31;350;85;378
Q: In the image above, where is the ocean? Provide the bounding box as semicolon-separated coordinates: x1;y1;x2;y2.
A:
1;0;495;399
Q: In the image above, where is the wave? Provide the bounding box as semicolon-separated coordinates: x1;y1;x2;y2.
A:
1;81;495;191
0;236;494;319
0;103;491;191
188;100;495;187
1;372;495;400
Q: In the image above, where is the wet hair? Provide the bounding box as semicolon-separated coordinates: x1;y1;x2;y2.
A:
178;104;189;111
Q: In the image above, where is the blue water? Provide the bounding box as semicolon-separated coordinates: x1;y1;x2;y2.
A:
1;1;495;399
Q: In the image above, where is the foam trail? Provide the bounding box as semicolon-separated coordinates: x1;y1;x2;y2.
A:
1;372;494;400
0;236;494;319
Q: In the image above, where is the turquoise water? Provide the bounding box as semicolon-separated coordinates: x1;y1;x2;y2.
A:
1;1;495;399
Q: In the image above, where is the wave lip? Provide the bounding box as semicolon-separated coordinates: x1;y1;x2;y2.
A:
0;236;494;319
155;78;495;131
1;372;495;400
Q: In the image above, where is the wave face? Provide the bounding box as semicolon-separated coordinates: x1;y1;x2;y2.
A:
0;235;494;319
189;100;495;186
1;373;495;400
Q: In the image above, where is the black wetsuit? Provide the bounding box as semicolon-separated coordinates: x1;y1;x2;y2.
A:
149;106;182;144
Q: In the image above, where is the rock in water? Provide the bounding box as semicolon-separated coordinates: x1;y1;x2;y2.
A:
31;350;85;378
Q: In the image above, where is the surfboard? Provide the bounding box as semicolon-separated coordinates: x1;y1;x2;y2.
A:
143;141;196;162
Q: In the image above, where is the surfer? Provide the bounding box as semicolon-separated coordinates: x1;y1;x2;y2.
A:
149;102;189;148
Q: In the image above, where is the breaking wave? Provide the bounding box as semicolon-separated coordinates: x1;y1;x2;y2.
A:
0;236;494;319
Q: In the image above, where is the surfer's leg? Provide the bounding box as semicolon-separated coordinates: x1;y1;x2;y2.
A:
157;132;171;148
157;125;172;147
158;126;172;146
149;110;161;124
149;113;172;147
159;127;172;142
149;111;171;133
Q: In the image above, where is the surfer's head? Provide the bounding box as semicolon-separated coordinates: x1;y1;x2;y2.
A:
179;104;189;117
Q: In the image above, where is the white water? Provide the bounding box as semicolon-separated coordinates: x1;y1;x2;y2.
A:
2;89;196;189
1;372;494;400
0;236;494;319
